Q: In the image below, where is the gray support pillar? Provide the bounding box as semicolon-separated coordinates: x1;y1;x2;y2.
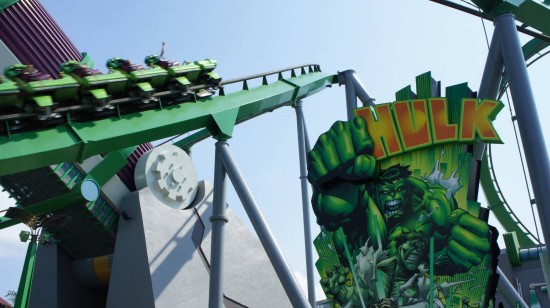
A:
467;23;504;201
477;24;504;102
300;114;312;153
340;70;375;119
468;23;506;202
497;13;550;248
218;143;311;307
341;70;358;120
209;141;229;308
295;100;316;306
351;74;375;107
29;243;58;308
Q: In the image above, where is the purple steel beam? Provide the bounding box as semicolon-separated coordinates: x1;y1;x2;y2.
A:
116;143;154;191
0;0;82;78
0;0;154;192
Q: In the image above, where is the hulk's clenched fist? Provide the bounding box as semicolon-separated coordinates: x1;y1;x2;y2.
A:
444;209;491;272
308;117;379;186
307;117;381;232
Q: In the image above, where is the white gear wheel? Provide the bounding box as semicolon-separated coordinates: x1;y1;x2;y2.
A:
134;144;198;209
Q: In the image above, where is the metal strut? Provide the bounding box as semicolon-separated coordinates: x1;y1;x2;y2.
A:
208;140;310;308
474;12;550;307
338;70;375;121
294;99;315;306
494;14;550;249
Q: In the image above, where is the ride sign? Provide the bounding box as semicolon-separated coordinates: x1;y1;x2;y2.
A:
308;74;500;307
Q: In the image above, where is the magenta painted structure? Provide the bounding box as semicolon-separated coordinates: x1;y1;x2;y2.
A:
117;143;154;191
0;0;81;78
0;297;13;308
0;0;153;190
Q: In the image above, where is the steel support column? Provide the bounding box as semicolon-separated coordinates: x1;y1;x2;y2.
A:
300;112;312;153
473;12;550;305
497;13;550;248
341;70;358;120
340;69;376;121
477;23;504;101
208;141;229;308
351;73;375;107
217;143;310;307
295;100;316;306
468;20;505;201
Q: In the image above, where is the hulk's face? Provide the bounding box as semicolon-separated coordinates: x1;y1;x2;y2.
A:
398;237;426;271
376;178;408;221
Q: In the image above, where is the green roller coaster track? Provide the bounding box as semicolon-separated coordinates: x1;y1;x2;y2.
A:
0;65;335;176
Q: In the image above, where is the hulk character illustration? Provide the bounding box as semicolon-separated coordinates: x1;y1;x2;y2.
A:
307;117;491;277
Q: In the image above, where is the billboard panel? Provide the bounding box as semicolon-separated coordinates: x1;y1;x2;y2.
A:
308;74;501;307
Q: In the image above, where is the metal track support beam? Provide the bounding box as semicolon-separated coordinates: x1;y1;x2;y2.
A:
339;70;375;121
294;99;315;306
208;141;310;308
495;14;550;249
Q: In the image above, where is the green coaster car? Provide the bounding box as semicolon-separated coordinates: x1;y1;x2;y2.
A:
144;55;221;98
144;55;196;94
107;58;168;103
4;64;79;119
194;59;221;86
0;76;20;111
0;56;222;124
60;61;126;110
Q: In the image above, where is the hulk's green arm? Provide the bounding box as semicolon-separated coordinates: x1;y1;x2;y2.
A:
407;177;453;229
311;181;369;231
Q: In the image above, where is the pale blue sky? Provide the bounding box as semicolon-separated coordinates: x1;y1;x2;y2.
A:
1;0;549;301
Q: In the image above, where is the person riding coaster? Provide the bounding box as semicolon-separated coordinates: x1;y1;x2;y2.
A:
106;57;147;73
4;64;51;82
144;55;181;69
60;61;102;77
106;57;161;103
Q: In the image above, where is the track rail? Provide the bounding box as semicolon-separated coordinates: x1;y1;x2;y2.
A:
480;147;539;246
172;64;328;150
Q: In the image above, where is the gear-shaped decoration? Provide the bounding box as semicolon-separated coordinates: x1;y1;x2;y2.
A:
134;144;198;209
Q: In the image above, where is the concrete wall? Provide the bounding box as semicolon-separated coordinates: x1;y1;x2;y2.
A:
107;181;292;307
496;250;549;307
0;40;19;69
30;243;107;308
29;180;294;307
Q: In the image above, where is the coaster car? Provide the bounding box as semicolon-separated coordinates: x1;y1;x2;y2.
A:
144;55;221;97
0;56;221;128
3;64;78;120
107;58;167;102
60;61;118;110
